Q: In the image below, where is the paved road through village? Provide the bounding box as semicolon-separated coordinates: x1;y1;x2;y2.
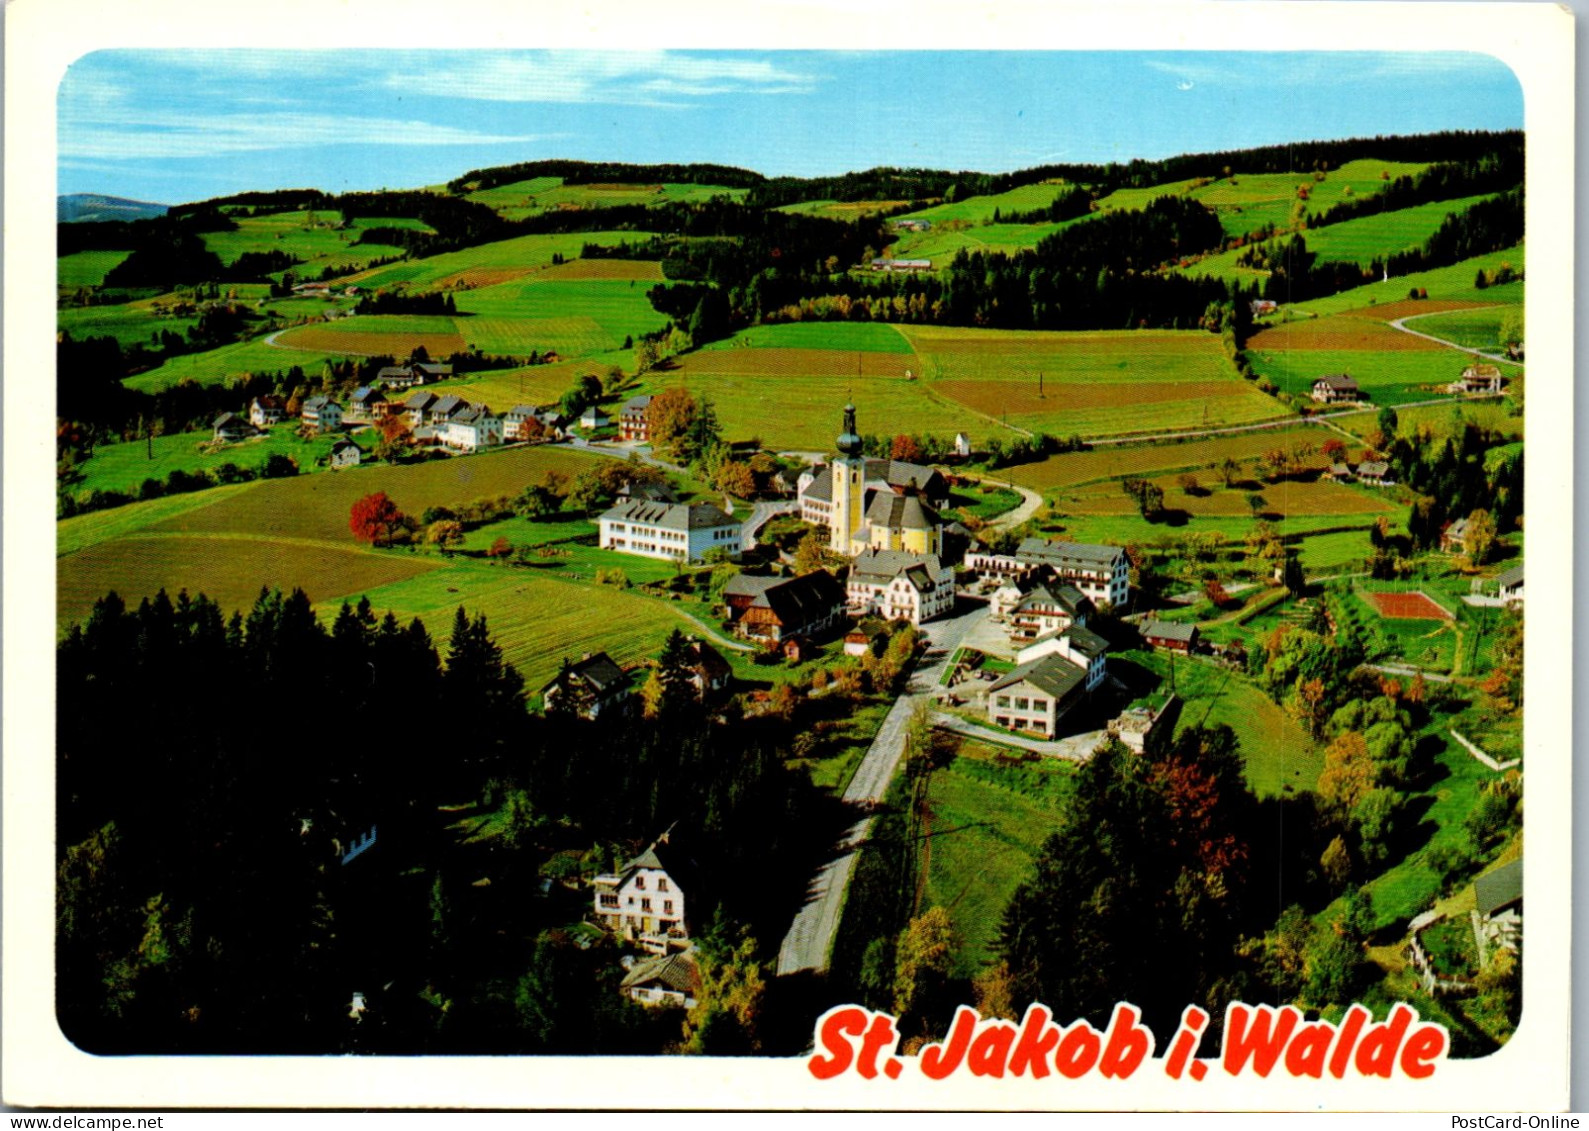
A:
776;601;987;976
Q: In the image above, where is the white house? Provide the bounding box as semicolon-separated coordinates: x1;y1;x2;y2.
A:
598;499;741;563
329;439;362;469
985;653;1092;737
846;548;955;625
1016;623;1109;693
502;404;541;442
954;433;972;458
579;405;611;431
1008;582;1094;643
249;396;286;429
592;831;690;954
1014;538;1129;610
300;396;343;434
441;404;503;452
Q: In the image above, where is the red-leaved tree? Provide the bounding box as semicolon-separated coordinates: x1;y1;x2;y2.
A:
349;491;405;546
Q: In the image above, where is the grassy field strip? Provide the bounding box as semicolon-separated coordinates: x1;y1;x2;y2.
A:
1284;244;1524;318
57;482;262;557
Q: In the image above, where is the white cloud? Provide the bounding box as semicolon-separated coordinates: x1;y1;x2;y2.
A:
393;50;820;105
60;110;550;160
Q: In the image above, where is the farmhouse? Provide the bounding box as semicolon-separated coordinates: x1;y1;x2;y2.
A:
1452;363;1506;394
346;386;388;423
592;829;692;954
722;570;846;644
1008;583;1094;643
378;362;454;390
599;499;740;563
1355;460;1396;486
869;258;932;272
211;412;258;443
1250;299;1278;317
847;549;955;625
1013;538;1130;610
619;395;653;442
620;950;701;1009
441;404;503;452
1141;619;1198;652
892;218;932;232
617;481;681;504
1495;563;1524;606
428;394;472;426
985;653;1093;737
1324;461;1354;481
1442;517;1471;553
299;396;343;434
1311;374;1362;404
328;439;362;469
248;395;285;429
541;651;633;719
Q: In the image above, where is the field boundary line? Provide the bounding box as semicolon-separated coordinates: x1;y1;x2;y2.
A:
1389;307;1525;368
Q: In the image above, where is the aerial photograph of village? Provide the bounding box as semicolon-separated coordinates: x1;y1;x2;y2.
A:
50;46;1528;1068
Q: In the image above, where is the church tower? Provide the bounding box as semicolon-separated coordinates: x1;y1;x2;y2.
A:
828;403;866;555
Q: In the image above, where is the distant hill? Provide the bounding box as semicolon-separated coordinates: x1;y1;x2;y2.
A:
58;194;170;223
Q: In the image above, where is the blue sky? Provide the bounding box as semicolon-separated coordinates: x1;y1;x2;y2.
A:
58;50;1523;205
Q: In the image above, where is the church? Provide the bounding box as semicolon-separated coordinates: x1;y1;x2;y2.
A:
797;405;955;625
799;404;948;558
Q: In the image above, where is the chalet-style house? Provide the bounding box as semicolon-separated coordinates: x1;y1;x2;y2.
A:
249;395;285;429
869;258;932;272
598;500;741;563
1324;462;1354;482
441;404;503;452
847;548;955;625
1451;363;1506;395
723;570;846;644
1355;460;1396;486
620;950;701;1009
212;412;259;443
427;394;472;427
1311;374;1361;404
892;218;932;232
1442;517;1471;553
592;829;691;954
300;396;343;434
346;385;388;423
579;405;611;431
1251;299;1278;317
1008;582;1095;644
1013;538;1130;610
329;439;362;469
1495;564;1524;606
402;390;439;428
540;652;633;719
619;395;653;442
1141;619;1199;652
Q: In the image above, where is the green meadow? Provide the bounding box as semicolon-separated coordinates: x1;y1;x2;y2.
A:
59;250;134;288
465;178;747;221
1284;244;1524;317
1403;306;1519;352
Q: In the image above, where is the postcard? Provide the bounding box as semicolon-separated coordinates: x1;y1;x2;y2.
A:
4;0;1574;1112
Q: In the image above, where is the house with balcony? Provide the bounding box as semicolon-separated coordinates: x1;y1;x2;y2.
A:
592;828;693;955
847;548;955;625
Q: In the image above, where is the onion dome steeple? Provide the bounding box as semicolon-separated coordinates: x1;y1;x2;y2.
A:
837;403;862;458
